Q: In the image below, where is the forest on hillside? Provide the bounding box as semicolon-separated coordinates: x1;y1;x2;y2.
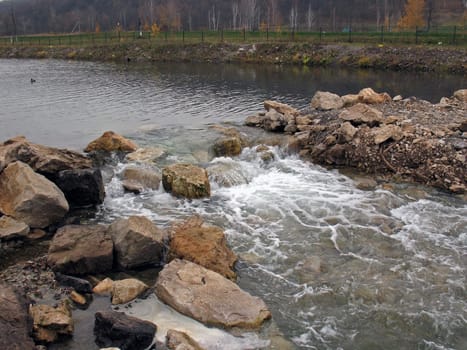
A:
1;0;466;36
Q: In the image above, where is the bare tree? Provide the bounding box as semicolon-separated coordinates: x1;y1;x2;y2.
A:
306;0;315;30
232;1;239;29
289;2;298;30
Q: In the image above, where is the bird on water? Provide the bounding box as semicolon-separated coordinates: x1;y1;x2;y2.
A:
30;78;36;83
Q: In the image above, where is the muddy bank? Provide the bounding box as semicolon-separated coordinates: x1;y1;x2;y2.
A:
246;88;467;194
0;42;466;73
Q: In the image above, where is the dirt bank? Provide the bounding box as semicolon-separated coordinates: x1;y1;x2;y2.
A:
0;42;466;73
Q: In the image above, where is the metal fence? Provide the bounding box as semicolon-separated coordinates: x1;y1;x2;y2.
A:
0;26;466;47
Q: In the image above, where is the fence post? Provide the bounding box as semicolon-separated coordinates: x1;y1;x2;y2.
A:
221;28;224;42
415;26;418;44
380;25;384;43
69;36;71;45
182;30;185;44
319;27;323;42
266;28;269;41
243;27;246;41
201;31;204;43
452;26;457;45
348;26;352;43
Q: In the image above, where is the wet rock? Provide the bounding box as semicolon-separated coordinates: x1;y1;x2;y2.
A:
108;216;166;270
84;131;137;153
336;122;358;143
0;136;92;177
311;91;344;110
213;136;242;157
55;273;93;293
166;329;204;350
393;95;403;102
0;284;36;350
155;259;271;329
358;87;391;104
453;89;467;102
244;114;265;127
373;125;403;145
207;160;249;187
339;103;383;127
54;168;105;207
162;163;211;199
342;94;360;106
125;147;166;163
263;110;287;132
93;278;114;295
69;291;87;306
47;225;113;275
0;161;69;228
264;100;299;117
0;215;30;240
29;302;73;343
111;278;149;305
169;216;237;280
354;177;378;191
121;166;161;194
94;311;156;350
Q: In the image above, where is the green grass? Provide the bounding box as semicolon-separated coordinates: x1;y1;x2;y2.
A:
0;27;465;47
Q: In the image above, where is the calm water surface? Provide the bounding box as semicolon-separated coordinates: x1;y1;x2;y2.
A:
1;59;466;350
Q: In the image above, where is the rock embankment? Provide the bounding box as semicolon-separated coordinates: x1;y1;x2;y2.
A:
246;88;467;194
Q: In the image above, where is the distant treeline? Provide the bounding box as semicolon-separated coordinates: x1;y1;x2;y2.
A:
1;0;466;36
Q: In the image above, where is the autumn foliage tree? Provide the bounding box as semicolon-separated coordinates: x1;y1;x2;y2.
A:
397;0;426;30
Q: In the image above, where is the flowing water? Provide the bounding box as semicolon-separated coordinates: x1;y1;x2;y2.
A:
1;59;466;349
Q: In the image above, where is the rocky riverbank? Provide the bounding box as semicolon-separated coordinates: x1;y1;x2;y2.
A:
0;42;466;73
246;88;467;194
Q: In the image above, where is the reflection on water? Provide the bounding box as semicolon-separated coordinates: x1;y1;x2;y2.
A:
0;59;464;149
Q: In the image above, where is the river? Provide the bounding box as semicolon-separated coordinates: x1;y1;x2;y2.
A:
1;59;466;350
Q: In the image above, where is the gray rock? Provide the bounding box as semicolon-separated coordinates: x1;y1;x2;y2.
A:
155;259;271;329
339;103;383;127
0;284;36;350
0;216;30;240
0;161;69;228
121;166;161;194
94;311;156;350
453;89;467;102
311;91;344;110
108;216;166;270
47;225;113;275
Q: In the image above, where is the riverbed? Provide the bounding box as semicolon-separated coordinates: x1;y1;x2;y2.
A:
1;59;466;350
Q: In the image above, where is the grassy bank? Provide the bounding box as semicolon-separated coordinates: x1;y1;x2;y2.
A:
0;39;466;74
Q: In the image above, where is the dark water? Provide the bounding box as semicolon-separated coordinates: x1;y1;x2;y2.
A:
0;59;466;350
0;59;464;149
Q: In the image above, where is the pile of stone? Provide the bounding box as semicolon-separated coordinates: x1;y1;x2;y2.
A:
1;131;272;350
245;88;467;194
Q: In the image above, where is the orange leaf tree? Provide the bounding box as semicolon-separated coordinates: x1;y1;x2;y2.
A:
397;0;426;30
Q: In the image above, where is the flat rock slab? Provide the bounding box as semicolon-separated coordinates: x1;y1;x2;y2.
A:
47;224;113;275
111;278;149;305
94;311;156;350
155;259;271;329
0;161;69;228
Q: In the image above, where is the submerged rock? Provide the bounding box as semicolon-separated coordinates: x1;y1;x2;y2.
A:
29;301;73;343
0;161;69;228
155;259;271;329
47;225;113;275
108;216;166;270
121;166;161;194
162;163;211;199
125;147;166;163
169;216;237;280
84;131;137;153
213;136;243;157
94;311;156;350
0;284;36;350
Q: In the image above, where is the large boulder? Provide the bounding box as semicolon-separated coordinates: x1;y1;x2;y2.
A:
29;302;73;343
338;103;384;127
0;136;92;176
311;91;344;110
453;89;467;103
0;216;30;240
155;259;271;329
0;284;36;350
213;136;242;157
0;161;69;228
111;278;149;305
121;166;161;194
162;164;211;199
54;168;105;207
108;216;166;270
84;131;137;153
47;225;113;275
169;216;237;280
263;110;287;132
358;88;391;104
94;311;156;350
